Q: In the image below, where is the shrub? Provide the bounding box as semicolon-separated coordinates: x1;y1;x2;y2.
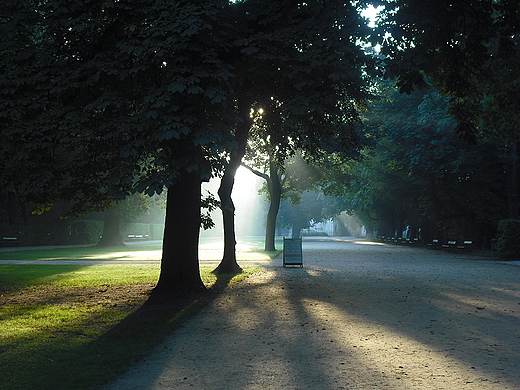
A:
68;220;104;244
497;219;520;259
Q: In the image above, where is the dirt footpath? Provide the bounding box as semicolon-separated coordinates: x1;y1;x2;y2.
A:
104;238;520;390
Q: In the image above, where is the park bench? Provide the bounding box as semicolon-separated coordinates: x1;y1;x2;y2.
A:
441;240;457;250
403;238;418;245
426;239;439;249
126;234;150;241
1;237;19;247
456;240;473;251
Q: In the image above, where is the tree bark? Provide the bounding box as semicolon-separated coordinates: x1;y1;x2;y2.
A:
97;206;125;247
215;165;243;274
154;171;205;295
265;162;282;251
214;95;253;274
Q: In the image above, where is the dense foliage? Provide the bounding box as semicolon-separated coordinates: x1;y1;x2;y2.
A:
1;0;236;213
1;0;372;291
214;0;370;268
339;85;509;247
379;0;520;142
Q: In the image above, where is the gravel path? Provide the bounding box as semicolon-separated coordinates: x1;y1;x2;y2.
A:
104;237;520;390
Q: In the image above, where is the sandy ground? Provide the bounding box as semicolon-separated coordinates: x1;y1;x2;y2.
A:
103;237;520;390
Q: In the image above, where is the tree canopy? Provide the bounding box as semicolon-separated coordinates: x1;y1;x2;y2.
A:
213;0;371;270
1;0;373;293
2;0;520;291
379;0;520;142
2;0;239;206
340;84;508;246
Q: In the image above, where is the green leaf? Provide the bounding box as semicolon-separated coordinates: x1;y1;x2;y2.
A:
187;85;203;94
168;83;186;93
147;110;159;119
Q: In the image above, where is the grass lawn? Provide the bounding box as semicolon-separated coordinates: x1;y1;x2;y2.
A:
0;241;279;390
0;236;282;262
0;244;160;261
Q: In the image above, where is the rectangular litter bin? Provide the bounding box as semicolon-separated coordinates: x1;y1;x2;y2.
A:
283;237;303;267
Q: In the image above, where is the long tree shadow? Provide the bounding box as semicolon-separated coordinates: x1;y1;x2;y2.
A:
3;268;245;390
102;241;520;389
22;289;218;390
270;243;520;389
78;270;243;389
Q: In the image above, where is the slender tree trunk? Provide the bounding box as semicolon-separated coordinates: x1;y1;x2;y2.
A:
214;95;253;274
215;166;243;274
506;142;519;219
97;206;125;247
154;171;205;295
265;162;282;251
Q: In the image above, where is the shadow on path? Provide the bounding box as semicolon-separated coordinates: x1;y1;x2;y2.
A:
104;237;520;389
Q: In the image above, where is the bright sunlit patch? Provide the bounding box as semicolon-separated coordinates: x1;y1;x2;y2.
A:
232;166;266;237
198;249;222;261
350;240;387;246
236;251;272;261
198;243;223;251
198;248;272;262
361;5;384;28
86;250;161;261
201;167;266;239
302;299;508;388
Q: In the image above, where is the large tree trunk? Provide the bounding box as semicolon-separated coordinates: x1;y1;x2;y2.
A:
265;162;282;251
214;95;253;275
97;206;125;247
154;171;205;295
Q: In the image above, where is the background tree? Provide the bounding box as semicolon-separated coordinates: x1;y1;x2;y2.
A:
339;84;508;247
97;194;153;247
277;190;342;238
213;0;370;272
242;152;323;250
378;0;520;220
